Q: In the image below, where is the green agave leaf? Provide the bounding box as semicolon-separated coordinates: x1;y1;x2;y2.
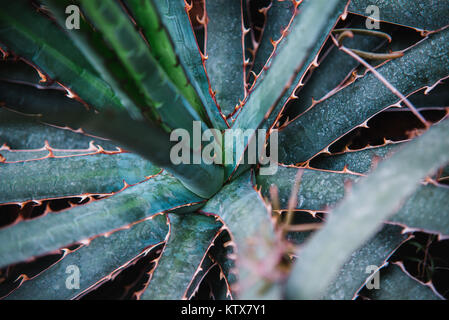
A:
0;148;103;162
0;171;204;268
0;152;159;204
362;263;443;300
42;0;147;120
279;28;449;164
387;183;449;235
123;0;217;128
5;214;168;300
349;0;449;31
311;143;402;174
0;1;123;113
201;171;279;299
150;0;227;130
0;108;117;150
288;31;385;117
0;80;88;118
228;0;346;177
184;254;216;300
258;165;449;235
257;166;361;211
206;233;235;299
141;213;221;300
77;0;204;132
250;0;295;78
312;141;449;181
321;224;408;299
205;0;245;116
286;117;449;299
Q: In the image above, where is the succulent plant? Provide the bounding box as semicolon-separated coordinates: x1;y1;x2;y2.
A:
0;0;448;300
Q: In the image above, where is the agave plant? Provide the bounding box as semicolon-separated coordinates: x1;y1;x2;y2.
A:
0;0;449;300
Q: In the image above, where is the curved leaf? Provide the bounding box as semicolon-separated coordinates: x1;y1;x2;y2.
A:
311;143;401;174
0;108;117;150
286;117;449;299
250;0;295;78
349;0;449;31
141;213;221;300
0;1;123;113
257;165;449;235
0;171;204;268
151;0;226;129
5;214;168;300
362;263;443;300
123;0;212;127
205;0;245;116
257;166;361;211
201;171;279;299
321;224;408;299
77;0;203;132
0;152;159;204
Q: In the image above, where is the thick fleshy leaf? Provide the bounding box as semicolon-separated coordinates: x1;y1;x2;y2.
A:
312;141;449;181
228;0;346;177
205;0;245;116
0;108;117;150
5;214;168;300
206;232;235;299
151;0;226;129
141;213;221;300
387;184;449;235
41;0;145;120
250;0;295;78
184;254;216;300
78;0;206;132
0;147;107;162
279;28;449;164
122;0;207;121
286;117;449;299
258;165;449;235
321;224;408;299
311;143;401;174
0;152;159;204
131;0;225;129
257;166;361;211
287;31;386;117
362;263;443;300
0;171;204;268
349;0;449;31
0;1;123;113
0;75;87;118
201;171;279;299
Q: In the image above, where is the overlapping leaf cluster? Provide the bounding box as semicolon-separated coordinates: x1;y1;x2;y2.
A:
0;0;448;300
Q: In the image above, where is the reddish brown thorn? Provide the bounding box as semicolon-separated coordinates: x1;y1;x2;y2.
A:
0;47;9;59
184;0;193;12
